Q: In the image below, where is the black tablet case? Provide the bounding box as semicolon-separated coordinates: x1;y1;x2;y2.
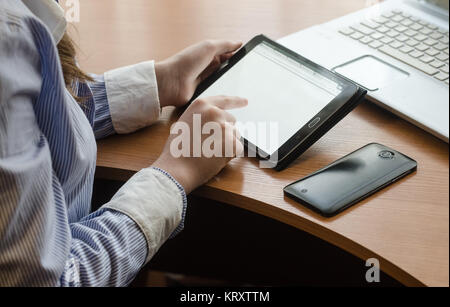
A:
190;35;368;171
272;87;367;171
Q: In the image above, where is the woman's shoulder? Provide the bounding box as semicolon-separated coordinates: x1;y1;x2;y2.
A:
0;1;49;44
0;1;50;68
0;0;36;26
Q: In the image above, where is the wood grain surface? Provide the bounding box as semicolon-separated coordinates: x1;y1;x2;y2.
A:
74;0;449;286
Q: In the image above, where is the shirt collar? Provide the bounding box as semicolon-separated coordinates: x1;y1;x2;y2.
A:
22;0;67;44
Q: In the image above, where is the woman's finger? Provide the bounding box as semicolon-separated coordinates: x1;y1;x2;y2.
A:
209;40;242;57
216;107;237;124
196;51;236;85
219;52;234;63
197;56;222;83
207;96;248;110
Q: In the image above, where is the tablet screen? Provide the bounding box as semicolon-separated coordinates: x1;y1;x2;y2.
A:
197;42;343;156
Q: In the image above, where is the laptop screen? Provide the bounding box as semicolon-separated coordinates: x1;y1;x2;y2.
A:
424;0;449;11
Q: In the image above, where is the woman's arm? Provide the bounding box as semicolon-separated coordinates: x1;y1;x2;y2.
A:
77;63;161;140
0;14;184;287
86;40;243;139
88;62;162;138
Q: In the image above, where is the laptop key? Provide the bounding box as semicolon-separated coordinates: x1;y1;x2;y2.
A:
360;36;373;44
410;23;423;31
425;48;440;56
404;29;418;37
441;65;449;74
392;15;404;23
415;43;430;52
350;32;364;40
339;27;355;36
351;24;374;35
372;16;389;24
399;45;414;53
409;50;423;58
420;27;433;35
380;36;394;44
434;72;449;81
362;20;381;29
395;25;408;33
371;32;384;40
413;33;428;41
440;37;449;44
378;45;439;75
420;55;434;63
386;21;399;28
396;35;409;42
377;26;390;33
424;38;438;46
430;32;444;40
430;60;445;69
382;12;395;18
406;39;419;47
401;19;414;27
387;30;400;38
369;41;384;49
434;43;448;51
390;41;403;49
436;53;449;62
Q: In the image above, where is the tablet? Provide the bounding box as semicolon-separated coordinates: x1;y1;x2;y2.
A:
192;35;367;170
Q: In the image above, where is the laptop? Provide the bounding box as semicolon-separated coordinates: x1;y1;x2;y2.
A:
279;0;449;142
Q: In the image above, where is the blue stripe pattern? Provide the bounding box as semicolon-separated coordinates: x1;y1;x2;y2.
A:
0;1;186;287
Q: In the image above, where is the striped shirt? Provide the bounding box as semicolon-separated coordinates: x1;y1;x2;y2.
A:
0;0;186;286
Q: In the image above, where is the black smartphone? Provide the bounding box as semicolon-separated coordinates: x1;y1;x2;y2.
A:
284;143;417;217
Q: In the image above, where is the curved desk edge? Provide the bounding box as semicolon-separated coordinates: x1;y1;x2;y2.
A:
95;165;426;287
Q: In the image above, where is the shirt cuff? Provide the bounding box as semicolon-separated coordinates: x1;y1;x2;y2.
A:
104;61;161;134
152;167;188;239
88;75;116;139
102;167;186;264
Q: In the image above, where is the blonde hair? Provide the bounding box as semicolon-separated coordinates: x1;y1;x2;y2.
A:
57;32;93;102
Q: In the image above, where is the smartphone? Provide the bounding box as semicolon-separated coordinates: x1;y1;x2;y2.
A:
284;143;417;217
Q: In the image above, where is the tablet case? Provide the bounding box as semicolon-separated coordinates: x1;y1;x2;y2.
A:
191;34;368;171
272;87;367;171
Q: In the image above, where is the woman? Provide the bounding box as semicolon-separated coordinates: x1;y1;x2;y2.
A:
0;0;247;286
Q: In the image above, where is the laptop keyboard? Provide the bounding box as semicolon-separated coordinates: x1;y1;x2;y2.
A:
339;10;449;85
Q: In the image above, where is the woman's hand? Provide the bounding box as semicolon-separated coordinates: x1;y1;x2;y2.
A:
152;96;248;194
155;40;242;108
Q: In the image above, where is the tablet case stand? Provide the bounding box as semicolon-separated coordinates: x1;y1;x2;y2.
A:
270;87;367;171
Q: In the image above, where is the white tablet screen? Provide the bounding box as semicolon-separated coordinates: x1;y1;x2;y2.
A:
198;42;342;155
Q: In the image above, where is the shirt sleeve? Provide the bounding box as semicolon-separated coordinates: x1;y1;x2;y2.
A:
104;61;162;134
88;74;116;139
83;61;161;139
0;17;184;287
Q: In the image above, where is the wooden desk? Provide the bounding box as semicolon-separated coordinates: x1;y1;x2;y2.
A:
75;0;449;287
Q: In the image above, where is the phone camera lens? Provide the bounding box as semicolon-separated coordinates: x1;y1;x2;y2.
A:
378;150;395;160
